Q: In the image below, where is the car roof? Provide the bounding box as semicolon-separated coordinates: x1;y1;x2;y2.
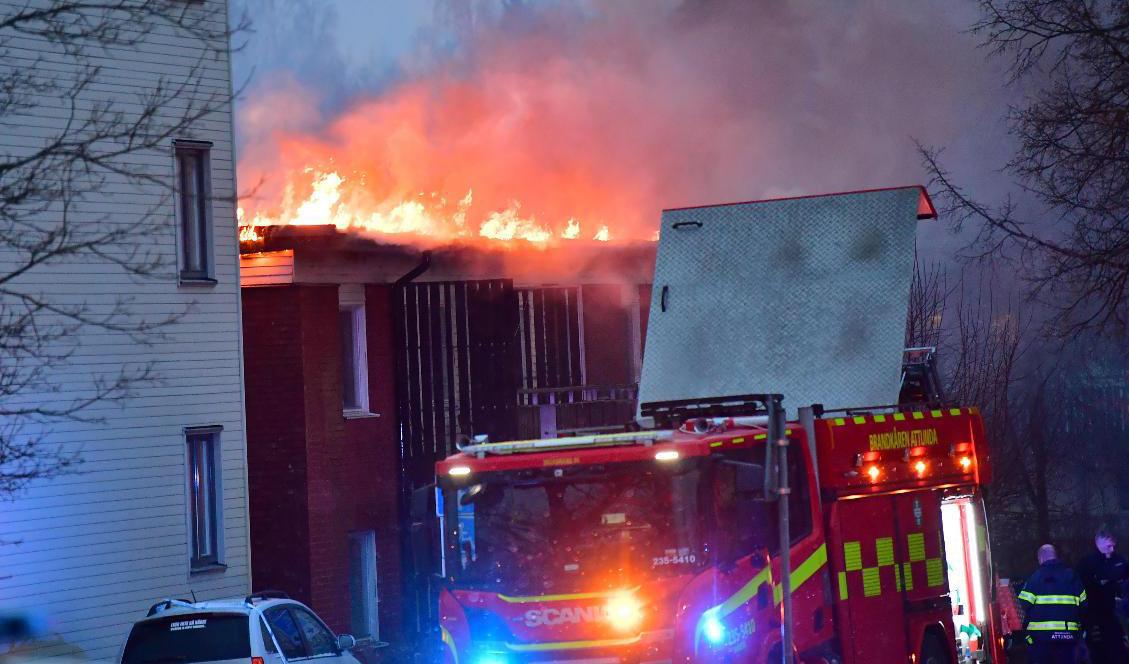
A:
139;597;297;622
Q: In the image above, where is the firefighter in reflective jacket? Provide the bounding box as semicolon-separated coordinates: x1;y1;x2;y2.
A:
1019;544;1087;664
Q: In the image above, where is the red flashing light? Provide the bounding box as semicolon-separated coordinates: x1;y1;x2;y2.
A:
867;465;881;482
252;658;265;664
959;456;973;471
914;460;927;477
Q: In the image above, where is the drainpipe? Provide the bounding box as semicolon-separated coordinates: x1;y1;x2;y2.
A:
394;250;432;286
392;250;432;640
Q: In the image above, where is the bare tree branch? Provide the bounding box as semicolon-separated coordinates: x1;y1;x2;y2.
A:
0;0;249;498
919;0;1129;338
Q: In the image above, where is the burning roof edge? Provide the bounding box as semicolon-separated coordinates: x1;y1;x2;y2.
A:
238;225;658;287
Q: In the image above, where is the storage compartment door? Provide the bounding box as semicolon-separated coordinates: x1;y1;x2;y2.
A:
829;497;909;664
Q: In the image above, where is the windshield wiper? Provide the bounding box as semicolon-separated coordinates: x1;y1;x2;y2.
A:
139;656;188;664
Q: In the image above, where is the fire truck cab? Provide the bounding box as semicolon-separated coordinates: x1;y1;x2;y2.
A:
427;392;1001;664
419;186;1005;662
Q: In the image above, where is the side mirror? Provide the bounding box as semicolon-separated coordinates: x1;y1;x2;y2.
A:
337;634;356;651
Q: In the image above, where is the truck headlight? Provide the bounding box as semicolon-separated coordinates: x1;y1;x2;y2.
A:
605;592;643;631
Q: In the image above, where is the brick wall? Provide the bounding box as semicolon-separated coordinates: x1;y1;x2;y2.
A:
358;285;404;638
242;283;404;645
242;285;313;602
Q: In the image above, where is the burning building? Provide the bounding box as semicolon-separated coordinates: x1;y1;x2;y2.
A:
238;223;654;652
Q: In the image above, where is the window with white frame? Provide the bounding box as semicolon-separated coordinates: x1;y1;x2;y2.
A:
187;427;223;569
339;285;369;415
348;530;379;639
175;140;215;282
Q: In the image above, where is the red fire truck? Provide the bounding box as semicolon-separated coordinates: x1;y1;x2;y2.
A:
427;391;1002;664
418;187;1006;663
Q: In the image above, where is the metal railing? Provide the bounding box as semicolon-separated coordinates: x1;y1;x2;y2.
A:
516;384;639;439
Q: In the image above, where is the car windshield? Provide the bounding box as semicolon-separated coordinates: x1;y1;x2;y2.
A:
121;613;251;664
441;461;705;595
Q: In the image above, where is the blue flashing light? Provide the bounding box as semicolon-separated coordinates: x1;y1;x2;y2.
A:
474;655;509;664
703;614;726;645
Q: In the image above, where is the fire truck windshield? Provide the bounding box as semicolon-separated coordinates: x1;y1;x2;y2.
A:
440;461;706;595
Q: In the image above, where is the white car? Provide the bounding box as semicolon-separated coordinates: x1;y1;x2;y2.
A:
120;592;361;664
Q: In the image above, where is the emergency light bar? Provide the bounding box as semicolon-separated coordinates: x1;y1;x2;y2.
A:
641;394;778;428
456;431;675;457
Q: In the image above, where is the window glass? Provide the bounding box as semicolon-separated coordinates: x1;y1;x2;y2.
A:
187;429;220;568
340;309;358;409
786;442;813;542
265;607;305;659
259;617;278;654
348;530;378;638
713;451;778;559
175;143;212;279
446;462;704;595
292;607;338;656
121;613;250;664
711;438;814;558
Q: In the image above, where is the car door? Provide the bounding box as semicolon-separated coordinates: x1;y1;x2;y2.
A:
264;607;307;661
259;616;287;664
264;604;358;664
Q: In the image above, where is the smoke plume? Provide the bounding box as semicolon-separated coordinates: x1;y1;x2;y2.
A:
236;0;1006;248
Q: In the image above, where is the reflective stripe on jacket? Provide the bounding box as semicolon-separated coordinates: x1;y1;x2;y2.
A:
1018;591;1088;606
1027;620;1082;631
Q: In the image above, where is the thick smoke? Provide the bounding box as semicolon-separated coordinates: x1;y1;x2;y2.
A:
235;0;1009;249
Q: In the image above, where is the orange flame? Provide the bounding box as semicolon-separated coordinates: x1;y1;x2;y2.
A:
235;55;677;248
238;224;262;243
240;164;626;247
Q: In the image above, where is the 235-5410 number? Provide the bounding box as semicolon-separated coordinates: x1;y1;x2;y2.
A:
652;554;697;567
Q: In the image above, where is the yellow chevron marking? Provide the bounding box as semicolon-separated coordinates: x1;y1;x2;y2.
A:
908;533;926;561
507;636;643;652
876;537;894;567
862;568;881;597
441;626;459;664
844;541;862;571
496;587;639;603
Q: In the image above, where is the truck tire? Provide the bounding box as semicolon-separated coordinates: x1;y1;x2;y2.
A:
921;632;951;664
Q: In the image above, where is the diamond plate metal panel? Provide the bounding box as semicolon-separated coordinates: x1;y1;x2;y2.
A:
638;188;923;415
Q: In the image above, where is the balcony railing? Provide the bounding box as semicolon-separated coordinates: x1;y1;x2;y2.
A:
516;384;638;439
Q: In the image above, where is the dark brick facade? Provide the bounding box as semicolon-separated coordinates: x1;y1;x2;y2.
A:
242;284;403;646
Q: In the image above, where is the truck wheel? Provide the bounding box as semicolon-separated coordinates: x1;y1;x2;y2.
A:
922;633;951;664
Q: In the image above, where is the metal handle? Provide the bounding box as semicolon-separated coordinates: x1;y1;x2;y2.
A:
660;285;669;312
671;221;702;229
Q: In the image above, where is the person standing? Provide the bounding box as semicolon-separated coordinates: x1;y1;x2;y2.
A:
1077;529;1129;664
1019;544;1087;664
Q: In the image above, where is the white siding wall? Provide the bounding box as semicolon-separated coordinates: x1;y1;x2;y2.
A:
0;1;250;660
